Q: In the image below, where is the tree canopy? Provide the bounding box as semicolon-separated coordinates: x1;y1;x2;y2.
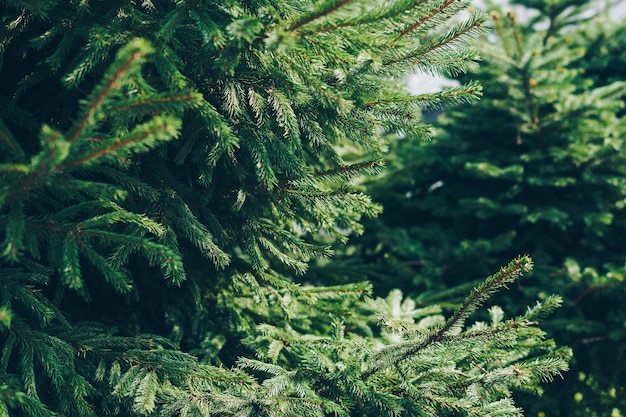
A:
0;1;574;416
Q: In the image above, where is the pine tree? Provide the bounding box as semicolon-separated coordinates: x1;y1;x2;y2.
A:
341;0;626;415
1;1;569;416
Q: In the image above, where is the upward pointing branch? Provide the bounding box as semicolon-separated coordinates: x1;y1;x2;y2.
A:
439;256;531;335
66;40;153;145
287;0;354;32
362;256;533;379
392;0;456;45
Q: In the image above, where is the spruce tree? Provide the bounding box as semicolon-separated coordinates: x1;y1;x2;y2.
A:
1;1;569;416
343;0;626;415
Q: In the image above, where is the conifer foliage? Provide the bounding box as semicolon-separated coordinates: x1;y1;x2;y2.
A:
344;0;626;415
1;1;568;416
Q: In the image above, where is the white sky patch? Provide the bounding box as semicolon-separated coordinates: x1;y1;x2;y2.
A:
408;74;460;95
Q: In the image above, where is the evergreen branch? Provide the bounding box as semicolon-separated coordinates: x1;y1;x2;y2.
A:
385;16;484;66
133;370;158;414
489;11;515;60
361;339;430;379
0;164;30;173
253;219;333;260
238;357;288;377
362;257;533;379
188;7;226;49
523;294;563;322
76;229;186;285
507;11;525;64
0;306;12;329
439;256;533;336
158;3;188;42
86;166;160;202
104;92;202;122
0;276;58;328
19;341;37;398
392;0;456;44
257;271;305;300
505;13;541;133
8;319;96;417
28;125;67;176
61;235;83;292
102;349;256;385
280;187;351;198
112;365;144;398
257;236;309;274
63;115;181;168
45;201;112;224
26;222;185;285
241;224;270;271
65;38;154;145
287;0;355;32
401;48;481;77
311;160;383;182
198;102;240;171
1;1;57;18
154;191;230;268
76;241;133;294
245;134;278;189
76;202;165;237
2;201;25;261
0;119;25;163
366;81;482;111
308;0;431;34
302;281;372;299
267;89;300;142
0;384;56;417
38;179;126;205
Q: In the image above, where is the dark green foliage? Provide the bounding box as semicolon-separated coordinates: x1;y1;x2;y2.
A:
343;1;626;415
1;0;569;416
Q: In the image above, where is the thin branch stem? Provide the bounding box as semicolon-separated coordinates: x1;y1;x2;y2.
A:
362;258;529;380
66;51;144;145
384;20;482;66
312;160;381;179
392;0;456;45
440;259;526;335
62;122;167;168
311;0;430;34
287;0;354;31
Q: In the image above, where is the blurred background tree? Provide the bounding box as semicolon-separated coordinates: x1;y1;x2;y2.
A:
323;0;626;415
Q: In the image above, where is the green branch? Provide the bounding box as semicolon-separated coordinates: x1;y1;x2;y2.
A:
392;0;456;44
66;39;154;145
287;0;355;31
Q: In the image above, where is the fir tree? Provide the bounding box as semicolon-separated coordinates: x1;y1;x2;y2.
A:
342;0;626;415
1;1;569;416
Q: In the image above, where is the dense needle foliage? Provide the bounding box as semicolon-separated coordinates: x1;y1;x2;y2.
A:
1;1;569;416
342;0;626;415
